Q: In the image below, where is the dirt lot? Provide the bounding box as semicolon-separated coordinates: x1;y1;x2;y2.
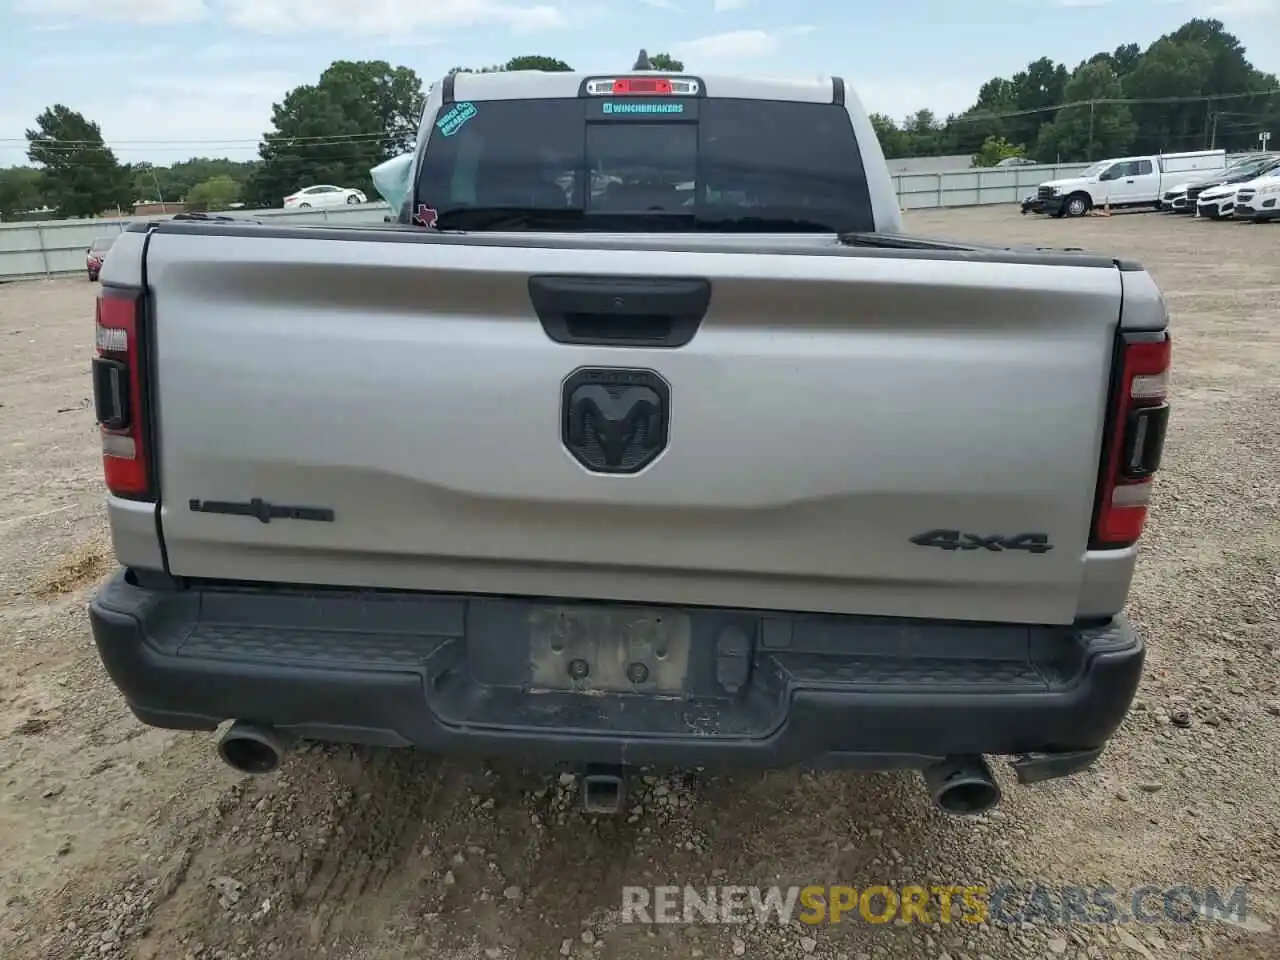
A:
1;207;1277;960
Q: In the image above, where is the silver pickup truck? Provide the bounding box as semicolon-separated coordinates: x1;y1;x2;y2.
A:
89;64;1171;817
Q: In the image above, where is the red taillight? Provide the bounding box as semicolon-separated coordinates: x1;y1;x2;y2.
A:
1092;333;1171;548
612;77;672;94
93;287;152;499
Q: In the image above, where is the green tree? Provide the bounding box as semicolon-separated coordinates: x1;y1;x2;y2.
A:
1126;21;1276;154
501;55;573;71
132;159;257;206
952;77;1019;153
1089;42;1142;79
1035;61;1136;162
451;55;574;75
25;105;130;218
903;109;944;155
1169;19;1262;97
131;162;169;204
1006;57;1070;152
648;53;684;71
1122;38;1215;153
0;166;44;220
249;60;424;208
868;113;910;158
185;175;242;212
973;136;1027;166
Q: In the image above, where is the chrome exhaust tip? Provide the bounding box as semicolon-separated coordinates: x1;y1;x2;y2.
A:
216;722;287;775
922;755;1002;816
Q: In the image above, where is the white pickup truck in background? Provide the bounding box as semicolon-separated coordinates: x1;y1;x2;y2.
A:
1032;149;1226;217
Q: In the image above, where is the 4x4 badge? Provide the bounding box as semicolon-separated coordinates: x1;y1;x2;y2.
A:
910;530;1053;553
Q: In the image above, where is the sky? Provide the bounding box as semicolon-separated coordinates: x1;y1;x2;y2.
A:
1;0;1277;168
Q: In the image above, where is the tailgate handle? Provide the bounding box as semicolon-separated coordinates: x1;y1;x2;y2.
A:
528;275;710;347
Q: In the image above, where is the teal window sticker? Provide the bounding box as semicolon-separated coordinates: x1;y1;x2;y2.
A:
601;100;685;116
436;101;478;137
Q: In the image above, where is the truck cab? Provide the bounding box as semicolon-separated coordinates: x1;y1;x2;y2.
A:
1035;150;1227;217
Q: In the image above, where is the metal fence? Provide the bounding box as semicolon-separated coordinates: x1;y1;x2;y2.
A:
0;203;395;282
893;161;1090;209
0;162;1095;282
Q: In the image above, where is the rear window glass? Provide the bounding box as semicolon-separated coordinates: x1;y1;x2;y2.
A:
415;96;874;233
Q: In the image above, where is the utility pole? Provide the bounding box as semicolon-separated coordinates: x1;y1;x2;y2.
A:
1087;100;1095;160
1209;111;1219;150
1261;131;1273;154
149;169;165;213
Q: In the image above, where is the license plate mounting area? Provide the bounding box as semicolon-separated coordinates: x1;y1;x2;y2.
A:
528;606;692;695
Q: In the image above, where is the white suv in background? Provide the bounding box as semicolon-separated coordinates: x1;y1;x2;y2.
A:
283;185;368;209
1235;173;1280;223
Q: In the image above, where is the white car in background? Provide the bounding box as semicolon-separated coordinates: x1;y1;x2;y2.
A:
1235;173;1280;223
1194;181;1241;219
1162;153;1269;212
1196;160;1280;220
283;185;368;209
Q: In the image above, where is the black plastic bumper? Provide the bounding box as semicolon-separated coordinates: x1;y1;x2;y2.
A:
90;570;1144;775
1022;196;1066;216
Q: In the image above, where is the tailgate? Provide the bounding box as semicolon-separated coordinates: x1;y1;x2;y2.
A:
145;230;1121;625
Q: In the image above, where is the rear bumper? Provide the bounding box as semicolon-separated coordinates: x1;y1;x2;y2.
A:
90;570;1144;775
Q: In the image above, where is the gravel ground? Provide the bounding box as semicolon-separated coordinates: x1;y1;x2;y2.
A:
1;207;1277;960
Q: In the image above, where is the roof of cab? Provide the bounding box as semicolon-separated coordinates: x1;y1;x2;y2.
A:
442;69;843;105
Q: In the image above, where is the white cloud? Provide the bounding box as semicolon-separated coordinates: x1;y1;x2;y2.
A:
674;29;778;61
1208;0;1279;17
193;40;314;61
15;0;208;23
30;46;180;70
221;0;566;36
852;75;984;124
638;0;680;8
713;0;748;10
129;72;301;101
17;73;294;166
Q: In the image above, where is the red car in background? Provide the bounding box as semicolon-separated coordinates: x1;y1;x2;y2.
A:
86;236;116;281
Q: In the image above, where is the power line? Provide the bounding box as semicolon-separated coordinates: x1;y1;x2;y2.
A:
23;144;395;154
946;87;1280;125
4;87;1277;150
0;130;414;146
17;137;403;153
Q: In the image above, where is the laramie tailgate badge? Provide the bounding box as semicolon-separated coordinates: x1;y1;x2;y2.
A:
188;498;335;524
